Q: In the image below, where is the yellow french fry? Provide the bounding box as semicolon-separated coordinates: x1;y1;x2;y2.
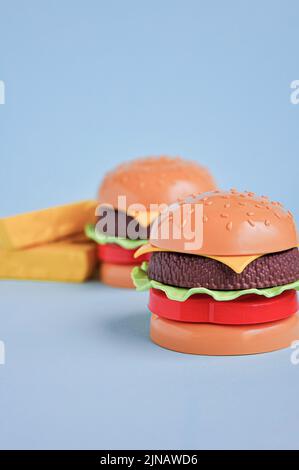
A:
0;200;98;250
0;240;97;282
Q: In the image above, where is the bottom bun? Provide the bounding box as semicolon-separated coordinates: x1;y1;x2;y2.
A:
99;262;136;288
150;313;299;355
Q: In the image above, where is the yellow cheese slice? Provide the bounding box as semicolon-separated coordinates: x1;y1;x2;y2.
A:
126;210;160;227
134;243;262;274
204;254;261;274
135;244;163;257
0;200;97;250
0;241;97;282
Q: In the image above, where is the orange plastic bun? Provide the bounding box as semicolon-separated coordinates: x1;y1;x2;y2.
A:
150;313;299;355
99;262;136;288
98;156;217;209
150;189;298;256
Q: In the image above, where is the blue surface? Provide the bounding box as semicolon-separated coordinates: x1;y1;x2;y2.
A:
1;0;299;450
0;280;299;450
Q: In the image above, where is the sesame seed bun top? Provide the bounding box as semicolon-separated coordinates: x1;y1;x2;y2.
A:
150;189;298;256
98;156;217;209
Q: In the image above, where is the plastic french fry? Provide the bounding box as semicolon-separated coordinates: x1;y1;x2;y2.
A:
0;200;98;250
0;241;97;282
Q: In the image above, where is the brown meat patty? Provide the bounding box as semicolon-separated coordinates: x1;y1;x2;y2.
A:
98;206;150;240
148;248;299;290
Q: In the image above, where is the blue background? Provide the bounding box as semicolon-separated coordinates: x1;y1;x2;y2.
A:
0;0;299;450
0;0;298;218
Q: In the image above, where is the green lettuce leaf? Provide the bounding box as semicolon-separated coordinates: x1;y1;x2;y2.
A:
85;224;148;250
132;262;299;302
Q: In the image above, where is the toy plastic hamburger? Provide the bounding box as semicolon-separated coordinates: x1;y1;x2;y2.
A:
133;189;299;355
86;156;217;288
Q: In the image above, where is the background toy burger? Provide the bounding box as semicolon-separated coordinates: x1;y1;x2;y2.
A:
86;156;217;288
133;189;299;355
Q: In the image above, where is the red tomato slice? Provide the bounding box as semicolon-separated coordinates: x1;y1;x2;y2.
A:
148;288;298;325
97;244;150;265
